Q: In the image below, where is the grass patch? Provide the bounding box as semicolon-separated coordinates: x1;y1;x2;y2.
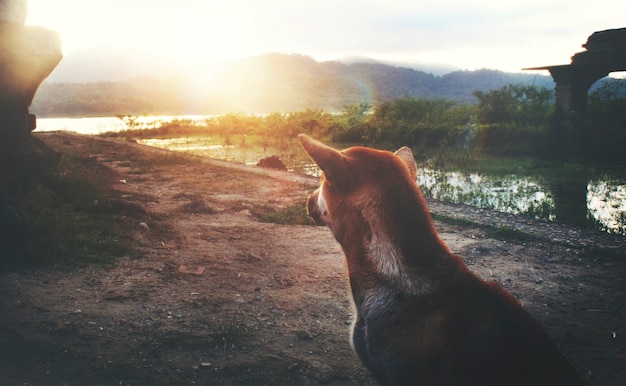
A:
117;143;202;170
431;213;475;227
209;319;251;352
254;202;315;226
1;154;137;270
433;213;538;243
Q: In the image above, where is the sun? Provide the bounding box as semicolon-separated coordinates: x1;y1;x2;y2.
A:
27;1;260;66
132;3;259;65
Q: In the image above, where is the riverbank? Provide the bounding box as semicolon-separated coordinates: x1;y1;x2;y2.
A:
1;132;624;385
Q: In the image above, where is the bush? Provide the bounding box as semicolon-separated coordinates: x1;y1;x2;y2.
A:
477;123;547;156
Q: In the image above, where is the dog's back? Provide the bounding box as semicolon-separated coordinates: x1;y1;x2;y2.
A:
353;277;584;385
299;134;586;385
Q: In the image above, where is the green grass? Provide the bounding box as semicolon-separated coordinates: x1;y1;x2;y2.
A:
433;213;538;243
253;202;315;226
431;213;475;227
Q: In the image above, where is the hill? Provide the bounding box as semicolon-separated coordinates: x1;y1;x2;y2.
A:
31;52;554;117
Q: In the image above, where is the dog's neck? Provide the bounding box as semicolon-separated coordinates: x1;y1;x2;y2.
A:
344;186;462;304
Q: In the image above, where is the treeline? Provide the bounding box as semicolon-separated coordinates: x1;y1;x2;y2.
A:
31;77;187;117
584;79;626;162
111;81;626;164
31;53;555;117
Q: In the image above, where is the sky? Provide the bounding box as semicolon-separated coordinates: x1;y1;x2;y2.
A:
25;0;626;74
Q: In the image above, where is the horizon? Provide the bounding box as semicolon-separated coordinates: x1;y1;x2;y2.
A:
40;48;557;85
26;0;626;81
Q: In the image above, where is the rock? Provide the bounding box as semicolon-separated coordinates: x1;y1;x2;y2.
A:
182;199;216;214
238;209;252;217
296;329;314;341
178;265;205;275
103;199;151;220
256;155;287;171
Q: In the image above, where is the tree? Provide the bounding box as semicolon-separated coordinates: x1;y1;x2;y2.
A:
327;102;373;143
116;114;143;131
369;98;470;149
263;112;290;150
473;84;554;126
586;79;626;162
473;84;554;156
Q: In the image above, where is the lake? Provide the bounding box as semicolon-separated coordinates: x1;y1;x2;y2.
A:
35;116;626;235
34;115;212;135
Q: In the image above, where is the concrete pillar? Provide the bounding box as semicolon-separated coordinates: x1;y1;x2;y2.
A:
0;0;62;171
547;65;609;114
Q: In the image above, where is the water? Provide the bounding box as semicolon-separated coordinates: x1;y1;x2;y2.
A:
134;135;626;235
588;179;626;234
34;116;626;235
419;169;626;234
418;170;556;220
137;136;315;173
34;115;212;135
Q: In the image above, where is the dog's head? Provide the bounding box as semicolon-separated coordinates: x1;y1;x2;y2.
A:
298;134;418;243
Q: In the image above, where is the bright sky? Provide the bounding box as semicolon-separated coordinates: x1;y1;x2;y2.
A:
26;0;626;73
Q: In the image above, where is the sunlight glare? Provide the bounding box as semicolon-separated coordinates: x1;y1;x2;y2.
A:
140;3;256;65
27;1;258;66
610;71;626;79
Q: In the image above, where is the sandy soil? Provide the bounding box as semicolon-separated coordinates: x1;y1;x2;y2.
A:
1;132;625;385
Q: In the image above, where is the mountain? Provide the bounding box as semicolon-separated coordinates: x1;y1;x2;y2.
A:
337;56;459;76
45;46;181;83
31;52;555;117
48;48;460;84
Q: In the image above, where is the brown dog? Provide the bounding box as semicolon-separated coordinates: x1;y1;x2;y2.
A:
298;134;586;386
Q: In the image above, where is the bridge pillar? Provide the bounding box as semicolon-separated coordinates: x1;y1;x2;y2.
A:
0;0;62;172
525;28;626;157
546;65;609;114
526;27;626;114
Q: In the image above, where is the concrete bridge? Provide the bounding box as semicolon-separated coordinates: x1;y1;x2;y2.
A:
525;28;626;113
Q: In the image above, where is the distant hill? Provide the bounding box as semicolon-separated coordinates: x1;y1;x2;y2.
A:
45;46;181;83
31;52;555;117
46;47;460;83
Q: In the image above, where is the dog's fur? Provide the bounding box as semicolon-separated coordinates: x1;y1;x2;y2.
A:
298;134;585;386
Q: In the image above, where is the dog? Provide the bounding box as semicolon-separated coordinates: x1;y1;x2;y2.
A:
298;134;586;386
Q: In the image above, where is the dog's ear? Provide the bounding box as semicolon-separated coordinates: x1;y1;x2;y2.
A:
298;134;346;182
394;146;417;181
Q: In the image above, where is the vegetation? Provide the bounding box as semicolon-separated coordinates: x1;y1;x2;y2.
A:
431;213;539;243
0;155;136;270
254;201;315;226
102;78;626;166
100;79;626;235
104;83;556;159
472;84;554;156
585;79;626;164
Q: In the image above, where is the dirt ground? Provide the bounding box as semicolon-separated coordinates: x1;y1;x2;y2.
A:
1;132;625;385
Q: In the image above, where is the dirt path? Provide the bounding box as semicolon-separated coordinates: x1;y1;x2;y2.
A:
1;132;625;385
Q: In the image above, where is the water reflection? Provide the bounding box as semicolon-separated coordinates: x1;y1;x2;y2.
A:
137;136;314;173
35;115;211;135
417;169;556;221
137;137;626;235
588;179;626;234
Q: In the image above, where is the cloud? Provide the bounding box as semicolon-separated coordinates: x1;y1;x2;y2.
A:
26;0;626;73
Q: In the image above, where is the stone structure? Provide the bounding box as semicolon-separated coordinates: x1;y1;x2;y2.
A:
525;28;626;113
0;0;62;171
